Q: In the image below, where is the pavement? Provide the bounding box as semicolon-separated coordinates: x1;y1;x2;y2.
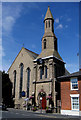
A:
0;108;81;120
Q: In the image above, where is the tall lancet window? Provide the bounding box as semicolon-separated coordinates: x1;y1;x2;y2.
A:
45;66;47;78
13;70;16;98
19;63;23;98
40;67;42;79
49;21;50;27
40;66;44;79
27;67;30;98
54;38;57;51
44;39;46;49
46;21;47;28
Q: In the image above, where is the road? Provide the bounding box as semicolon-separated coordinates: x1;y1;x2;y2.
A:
0;108;81;120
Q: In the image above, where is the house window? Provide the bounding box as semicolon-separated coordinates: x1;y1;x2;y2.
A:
27;68;30;98
19;63;23;98
49;21;50;27
71;97;79;110
45;66;47;78
71;78;78;90
70;94;79;111
44;39;46;49
13;70;16;98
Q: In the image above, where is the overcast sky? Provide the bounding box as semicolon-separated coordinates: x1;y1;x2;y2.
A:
1;2;80;73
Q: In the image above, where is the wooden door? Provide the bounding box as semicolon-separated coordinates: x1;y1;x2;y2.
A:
42;96;46;109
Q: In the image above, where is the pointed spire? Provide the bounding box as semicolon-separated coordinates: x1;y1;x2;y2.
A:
44;6;54;21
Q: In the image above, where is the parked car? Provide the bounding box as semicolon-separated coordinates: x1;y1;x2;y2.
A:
0;105;2;111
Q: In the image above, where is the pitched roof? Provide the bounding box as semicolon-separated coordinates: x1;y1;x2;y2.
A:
8;47;38;72
57;71;81;80
44;6;54;21
25;48;38;59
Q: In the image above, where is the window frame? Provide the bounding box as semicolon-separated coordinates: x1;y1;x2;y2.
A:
70;94;79;111
70;78;78;90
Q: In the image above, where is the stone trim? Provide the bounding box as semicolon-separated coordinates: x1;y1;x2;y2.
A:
34;55;65;64
33;80;52;84
61;110;80;116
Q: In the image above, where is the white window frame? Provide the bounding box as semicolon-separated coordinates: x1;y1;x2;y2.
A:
70;94;79;111
70;77;78;90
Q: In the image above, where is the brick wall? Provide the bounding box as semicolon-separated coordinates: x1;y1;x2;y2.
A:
61;80;71;110
61;77;81;111
79;78;81;111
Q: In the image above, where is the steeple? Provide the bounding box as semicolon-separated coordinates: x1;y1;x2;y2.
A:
36;7;62;61
44;6;54;34
44;6;54;21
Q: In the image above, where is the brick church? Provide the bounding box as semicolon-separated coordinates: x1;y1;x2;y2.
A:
8;7;69;113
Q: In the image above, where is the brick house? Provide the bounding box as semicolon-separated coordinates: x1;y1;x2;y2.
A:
58;70;81;116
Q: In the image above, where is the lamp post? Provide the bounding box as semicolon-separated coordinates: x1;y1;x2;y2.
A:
40;97;42;113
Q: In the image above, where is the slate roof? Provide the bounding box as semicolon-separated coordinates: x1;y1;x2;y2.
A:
25;48;38;59
57;70;81;80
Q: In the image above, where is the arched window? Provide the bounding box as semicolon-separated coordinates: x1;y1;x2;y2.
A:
49;21;50;27
54;38;57;51
13;70;16;98
45;66;47;78
27;67;30;98
46;21;47;28
40;66;44;79
44;39;46;49
19;63;23;98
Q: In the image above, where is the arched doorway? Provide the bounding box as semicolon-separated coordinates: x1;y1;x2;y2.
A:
38;90;46;109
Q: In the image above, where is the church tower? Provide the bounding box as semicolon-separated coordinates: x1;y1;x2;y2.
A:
42;6;57;52
33;6;65;112
37;6;61;60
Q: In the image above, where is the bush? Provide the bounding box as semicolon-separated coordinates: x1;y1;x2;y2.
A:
32;106;37;111
46;107;53;113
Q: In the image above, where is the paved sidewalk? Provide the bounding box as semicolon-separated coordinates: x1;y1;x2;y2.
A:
7;108;81;119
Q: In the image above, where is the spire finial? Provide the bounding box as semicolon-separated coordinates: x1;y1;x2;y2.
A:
23;43;24;48
44;6;54;21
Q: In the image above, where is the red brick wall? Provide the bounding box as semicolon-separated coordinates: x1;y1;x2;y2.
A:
61;80;71;110
60;78;81;110
79;79;81;111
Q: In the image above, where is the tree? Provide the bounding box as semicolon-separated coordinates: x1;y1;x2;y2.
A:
2;71;14;107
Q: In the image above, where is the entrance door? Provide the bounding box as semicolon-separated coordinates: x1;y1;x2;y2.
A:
42;96;46;109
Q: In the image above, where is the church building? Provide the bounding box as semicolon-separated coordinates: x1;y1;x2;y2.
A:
8;7;68;112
